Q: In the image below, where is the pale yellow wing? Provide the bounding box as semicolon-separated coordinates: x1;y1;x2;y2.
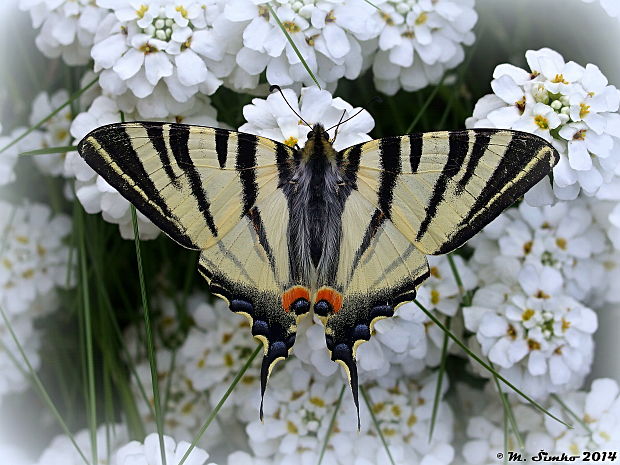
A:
78;122;294;250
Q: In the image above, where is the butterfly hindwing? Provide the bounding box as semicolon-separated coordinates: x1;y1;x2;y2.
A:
341;129;559;255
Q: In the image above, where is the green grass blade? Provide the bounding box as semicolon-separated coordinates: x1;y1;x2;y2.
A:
429;316;451;441
490;362;524;450
412;300;571;428
77;209;98;464
316;384;346;465
502;405;508;465
362;0;381;9
19;145;78;156
177;344;261;465
0;306;90;465
131;206;167;465
0;76;98;155
405;77;445;134
267;4;321;89
550;394;592;435
360;386;396;465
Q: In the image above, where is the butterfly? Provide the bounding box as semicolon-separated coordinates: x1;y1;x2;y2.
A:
77;108;559;423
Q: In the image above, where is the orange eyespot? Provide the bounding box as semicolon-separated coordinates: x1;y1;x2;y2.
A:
282;286;311;312
315;287;343;313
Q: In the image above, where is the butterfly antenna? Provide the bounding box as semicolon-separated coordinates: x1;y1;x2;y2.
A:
330;109;347;144
325;95;382;135
269;85;312;129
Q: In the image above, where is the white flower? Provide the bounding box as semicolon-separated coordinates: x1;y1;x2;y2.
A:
35;424;127;465
466;48;620;201
464;281;597;400
0;200;74;315
239;86;374;151
26;90;76;178
370;0;478;95
115;433;218;465
544;378;620;456
69;92;222;240
91;1;227;107
19;0;107;65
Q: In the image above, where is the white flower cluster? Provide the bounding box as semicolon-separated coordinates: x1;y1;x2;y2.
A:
21;0;478;102
464;280;597;400
19;0;107;65
466;48;620;203
244;363;454;465
470;199;611;305
462;378;620;463
0;200;73;402
33;427;218;465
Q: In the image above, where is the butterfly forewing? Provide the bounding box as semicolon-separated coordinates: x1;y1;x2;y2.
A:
341;129;559;255
78;122;293;250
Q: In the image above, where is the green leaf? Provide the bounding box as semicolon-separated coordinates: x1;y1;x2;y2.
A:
267;4;321;89
413;300;572;429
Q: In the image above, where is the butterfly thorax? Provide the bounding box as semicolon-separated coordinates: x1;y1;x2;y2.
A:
284;124;350;287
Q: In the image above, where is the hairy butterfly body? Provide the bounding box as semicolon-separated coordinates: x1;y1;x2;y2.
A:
78;118;559;423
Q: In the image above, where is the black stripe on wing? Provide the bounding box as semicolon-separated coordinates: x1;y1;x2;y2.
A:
416;131;471;241
169;125;219;237
144;123;181;189
77;124;196;249
436;131;558;254
215;128;229;169
457;130;494;194
409;133;423;173
236;133;259;215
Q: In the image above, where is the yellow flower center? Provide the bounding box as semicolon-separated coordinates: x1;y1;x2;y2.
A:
136;4;149;19
535;290;550;299
507;324;517;340
287;420;299;434
380;11;394;26
527;339;541;350
573;129;587;140
283;21;301;33
523;240;533;254
430;266;441;278
534;114;550;130
139;43;159;54
283;136;298;147
415;12;428;25
407;414;417;427
522;308;535;321
176;5;189;18
516;96;526;114
561;318;571;331
580;103;591;119
430;289;440;305
551;74;568;84
310;396;325;407
258;6;269;19
556;237;567;250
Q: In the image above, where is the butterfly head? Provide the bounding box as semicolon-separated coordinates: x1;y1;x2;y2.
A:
301;123;337;162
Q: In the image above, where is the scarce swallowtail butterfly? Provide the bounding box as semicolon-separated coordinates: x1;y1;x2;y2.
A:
77;94;559;425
